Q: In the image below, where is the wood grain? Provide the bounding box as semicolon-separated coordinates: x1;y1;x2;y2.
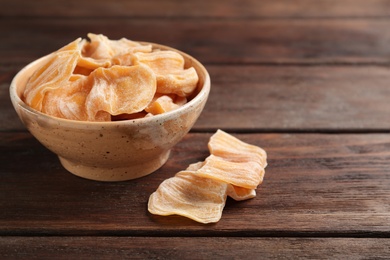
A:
0;67;24;131
198;65;390;132
1;132;390;236
3;0;390;18
3;65;390;132
1;237;390;259
2;19;390;65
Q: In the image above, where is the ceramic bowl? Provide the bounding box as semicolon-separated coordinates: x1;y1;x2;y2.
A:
10;43;210;181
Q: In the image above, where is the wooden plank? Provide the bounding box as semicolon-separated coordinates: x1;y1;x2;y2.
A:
3;0;390;18
2;19;390;65
0;66;25;131
197;65;390;132
3;65;390;132
1;237;390;259
1;132;390;236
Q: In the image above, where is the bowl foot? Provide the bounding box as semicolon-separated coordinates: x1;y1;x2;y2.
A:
58;150;171;182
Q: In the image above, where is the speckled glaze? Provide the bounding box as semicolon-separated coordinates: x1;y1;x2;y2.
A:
10;43;210;181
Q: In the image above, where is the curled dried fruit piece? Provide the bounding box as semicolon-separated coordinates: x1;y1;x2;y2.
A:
23;39;81;111
134;50;185;73
134;51;198;97
111;53;136;66
43;64;157;121
145;94;187;115
156;67;199;97
209;129;267;168
186;161;256;201
196;154;264;190
85;64;156;121
148;130;268;223
148;170;228;224
80;33;153;69
84;33;151;60
227;185;256;201
23;34;199;121
42;75;92;121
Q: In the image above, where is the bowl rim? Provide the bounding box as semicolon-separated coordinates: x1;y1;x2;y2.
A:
10;41;211;127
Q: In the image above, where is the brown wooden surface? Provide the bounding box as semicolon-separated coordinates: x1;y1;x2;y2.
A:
1;0;390;258
3;0;390;18
1;237;390;259
3;19;390;65
2;132;390;236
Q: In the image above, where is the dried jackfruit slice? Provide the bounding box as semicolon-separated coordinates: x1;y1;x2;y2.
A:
84;64;156;121
156;67;199;97
23;38;84;111
82;33;152;67
187;161;256;201
42;75;93;121
134;51;198;97
227;185;256;201
24;34;199;121
43;64;157;121
148;131;268;223
148;170;228;224
145;94;187;115
134;50;185;74
203;130;266;198
196;154;264;190
76;56;112;72
23;49;80;111
209;130;267;168
87;33;151;56
111;53;136;66
186;161;205;171
83;33;115;60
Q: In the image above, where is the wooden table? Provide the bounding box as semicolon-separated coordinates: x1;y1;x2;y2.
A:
1;1;390;258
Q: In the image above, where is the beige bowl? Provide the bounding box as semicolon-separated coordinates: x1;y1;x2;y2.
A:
10;43;210;181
